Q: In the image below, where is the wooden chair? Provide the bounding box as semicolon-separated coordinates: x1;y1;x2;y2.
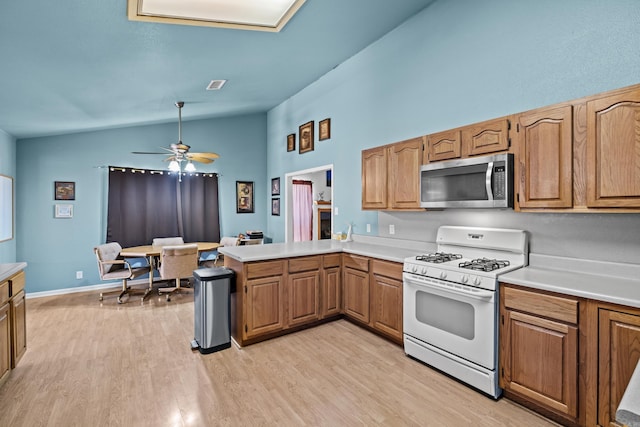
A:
158;244;198;301
94;242;151;304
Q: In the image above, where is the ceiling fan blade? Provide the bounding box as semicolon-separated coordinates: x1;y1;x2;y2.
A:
188;152;219;159
163;155;177;162
131;151;166;155
187;156;215;164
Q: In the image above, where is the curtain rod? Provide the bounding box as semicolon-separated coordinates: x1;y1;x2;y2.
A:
96;165;221;177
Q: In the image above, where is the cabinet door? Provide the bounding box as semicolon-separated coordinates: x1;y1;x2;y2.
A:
427;129;461;162
0;303;10;382
244;276;284;339
343;268;370;323
587;88;640;207
388;137;423;209
288;271;320;327
502;309;578;419
10;291;26;368
362;146;388;209
462;117;510;156
322;266;341;318
598;309;640;427
515;105;573;208
371;274;402;342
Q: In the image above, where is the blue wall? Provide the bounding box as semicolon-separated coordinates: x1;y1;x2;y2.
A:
16;113;266;293
0;129;16;263
266;0;640;242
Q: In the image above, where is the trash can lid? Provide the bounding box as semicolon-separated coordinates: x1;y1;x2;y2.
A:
194;267;235;281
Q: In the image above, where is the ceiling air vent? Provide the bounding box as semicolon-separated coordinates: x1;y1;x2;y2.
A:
206;80;227;90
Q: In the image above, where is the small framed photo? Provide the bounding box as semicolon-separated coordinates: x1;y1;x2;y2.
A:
271;198;280;216
319;118;331;141
236;181;254;214
271;177;280;196
299;121;314;154
55;204;73;218
55;181;75;200
287;133;296;152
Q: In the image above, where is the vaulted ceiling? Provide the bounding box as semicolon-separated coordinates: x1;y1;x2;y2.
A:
0;0;434;139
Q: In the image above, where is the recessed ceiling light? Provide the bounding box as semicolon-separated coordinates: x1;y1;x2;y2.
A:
128;0;306;32
206;80;227;91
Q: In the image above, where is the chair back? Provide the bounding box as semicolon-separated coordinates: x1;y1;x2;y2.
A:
159;244;198;280
94;242;123;278
152;237;184;246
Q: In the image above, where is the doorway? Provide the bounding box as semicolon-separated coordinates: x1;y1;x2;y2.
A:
284;164;333;243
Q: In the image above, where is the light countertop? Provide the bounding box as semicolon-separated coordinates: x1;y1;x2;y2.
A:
218;237;434;264
500;253;640;308
0;262;27;283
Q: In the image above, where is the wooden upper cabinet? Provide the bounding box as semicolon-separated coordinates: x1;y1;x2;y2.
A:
587;87;640;207
362;137;423;210
362;146;388;209
388;137;422;209
515;105;573;208
461;117;510;156
426;129;461;162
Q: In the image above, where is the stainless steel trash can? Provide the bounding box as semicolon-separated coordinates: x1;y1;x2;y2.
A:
191;267;235;354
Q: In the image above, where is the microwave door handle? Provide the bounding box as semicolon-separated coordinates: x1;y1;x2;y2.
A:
485;161;494;201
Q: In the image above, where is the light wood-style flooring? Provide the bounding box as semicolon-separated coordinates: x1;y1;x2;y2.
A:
0;289;558;426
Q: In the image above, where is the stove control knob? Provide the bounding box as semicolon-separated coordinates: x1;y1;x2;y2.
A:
421;267;427;275
461;275;469;284
439;271;447;279
412;265;418;273
473;277;482;286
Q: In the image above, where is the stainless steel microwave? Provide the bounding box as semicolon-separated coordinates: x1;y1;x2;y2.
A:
420;153;514;209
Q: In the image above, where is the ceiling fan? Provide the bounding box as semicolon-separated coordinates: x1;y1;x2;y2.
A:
132;101;220;172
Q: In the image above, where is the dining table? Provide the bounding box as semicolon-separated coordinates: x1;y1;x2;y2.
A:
120;242;221;298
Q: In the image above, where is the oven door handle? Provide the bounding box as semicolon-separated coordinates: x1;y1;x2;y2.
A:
404;276;495;301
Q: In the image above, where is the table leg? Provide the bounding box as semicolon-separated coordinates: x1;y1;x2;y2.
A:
142;255;156;301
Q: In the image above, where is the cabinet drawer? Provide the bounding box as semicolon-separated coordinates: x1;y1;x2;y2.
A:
503;285;578;324
246;260;285;279
323;254;341;268
342;254;369;272
0;281;8;306
10;271;25;296
372;259;403;281
289;256;321;273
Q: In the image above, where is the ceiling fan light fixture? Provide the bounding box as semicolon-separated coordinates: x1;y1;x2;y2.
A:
168;160;181;172
185;161;196;172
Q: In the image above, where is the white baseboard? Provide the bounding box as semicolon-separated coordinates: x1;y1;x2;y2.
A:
25;278;150;299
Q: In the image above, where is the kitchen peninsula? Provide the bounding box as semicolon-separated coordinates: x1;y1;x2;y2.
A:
219;237;433;347
0;262;27;385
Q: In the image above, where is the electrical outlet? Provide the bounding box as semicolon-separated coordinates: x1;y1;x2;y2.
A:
334;207;339;215
366;224;371;233
76;271;83;279
389;224;395;235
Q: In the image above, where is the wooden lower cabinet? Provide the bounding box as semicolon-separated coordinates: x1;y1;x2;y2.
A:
371;259;403;343
322;266;341;318
287;271;320;327
10;291;26;368
0;303;10;382
500;284;579;424
597;308;640;427
244;275;284;339
343;267;370;323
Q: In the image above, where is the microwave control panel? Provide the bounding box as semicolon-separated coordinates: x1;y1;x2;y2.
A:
493;165;506;200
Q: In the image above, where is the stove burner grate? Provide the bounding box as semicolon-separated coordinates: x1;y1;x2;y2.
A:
416;252;463;263
459;258;510;272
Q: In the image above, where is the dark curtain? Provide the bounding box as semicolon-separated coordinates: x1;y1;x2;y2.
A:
106;168;220;247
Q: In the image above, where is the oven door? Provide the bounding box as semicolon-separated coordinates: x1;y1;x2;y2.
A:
403;272;497;369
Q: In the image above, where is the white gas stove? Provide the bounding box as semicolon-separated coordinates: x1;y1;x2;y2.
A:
403;226;528;398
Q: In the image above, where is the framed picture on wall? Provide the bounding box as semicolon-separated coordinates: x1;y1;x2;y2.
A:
299;121;314;154
319;118;331;140
55;181;75;200
236;181;254;213
287;133;296;152
271;198;280;216
271;177;280;196
55;204;73;218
